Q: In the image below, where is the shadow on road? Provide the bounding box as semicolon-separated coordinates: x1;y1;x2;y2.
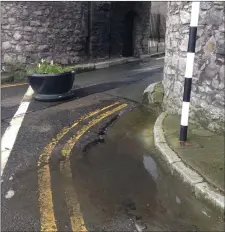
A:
26;67;163;115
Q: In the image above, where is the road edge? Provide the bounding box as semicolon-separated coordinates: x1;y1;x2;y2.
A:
1;86;34;176
153;112;225;212
1;55;164;85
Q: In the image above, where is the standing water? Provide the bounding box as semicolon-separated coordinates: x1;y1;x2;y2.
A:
70;107;224;231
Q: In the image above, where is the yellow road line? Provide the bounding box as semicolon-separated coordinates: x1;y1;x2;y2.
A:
37;102;120;232
1;82;28;88
60;103;127;232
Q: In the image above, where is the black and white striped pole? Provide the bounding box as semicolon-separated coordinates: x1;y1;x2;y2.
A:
180;2;200;144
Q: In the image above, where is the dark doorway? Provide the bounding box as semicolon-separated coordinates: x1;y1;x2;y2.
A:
122;11;136;57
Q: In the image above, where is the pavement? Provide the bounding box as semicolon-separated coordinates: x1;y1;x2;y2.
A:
1;58;224;231
154;113;225;211
1;54;164;84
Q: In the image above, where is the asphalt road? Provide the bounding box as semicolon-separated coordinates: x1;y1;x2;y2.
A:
1;59;162;119
1;58;224;231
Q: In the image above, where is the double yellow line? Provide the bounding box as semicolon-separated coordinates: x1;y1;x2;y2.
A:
37;102;127;231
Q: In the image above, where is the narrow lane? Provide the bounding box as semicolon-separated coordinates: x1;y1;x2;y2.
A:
1;57;223;231
1;59;162;137
1;95;224;231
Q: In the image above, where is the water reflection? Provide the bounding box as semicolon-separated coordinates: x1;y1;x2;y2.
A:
70;107;224;231
143;154;158;181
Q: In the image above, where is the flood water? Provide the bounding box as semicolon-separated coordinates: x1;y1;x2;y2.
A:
70;107;224;231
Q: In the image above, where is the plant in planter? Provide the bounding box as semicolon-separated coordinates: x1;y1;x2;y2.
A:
27;59;76;101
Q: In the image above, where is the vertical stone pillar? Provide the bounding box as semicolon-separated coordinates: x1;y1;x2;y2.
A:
163;1;225;133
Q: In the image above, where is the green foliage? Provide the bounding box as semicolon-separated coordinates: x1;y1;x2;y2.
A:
26;59;75;75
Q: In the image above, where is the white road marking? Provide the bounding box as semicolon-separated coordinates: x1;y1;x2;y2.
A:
155;56;165;60
202;210;211;218
176;196;181;204
1;86;33;176
135;223;145;232
5;189;15;199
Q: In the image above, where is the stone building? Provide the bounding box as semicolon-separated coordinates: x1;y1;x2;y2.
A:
1;1;151;67
163;1;224;133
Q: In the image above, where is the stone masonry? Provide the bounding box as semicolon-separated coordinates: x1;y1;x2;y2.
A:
109;2;151;58
163;1;225;133
1;1;89;66
1;1;151;68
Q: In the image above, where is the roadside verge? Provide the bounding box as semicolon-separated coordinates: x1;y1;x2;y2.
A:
153;112;225;212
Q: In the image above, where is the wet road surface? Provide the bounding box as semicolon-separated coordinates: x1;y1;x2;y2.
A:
1;84;29;136
1;59;162;137
1;59;163;123
1;58;224;231
2;98;224;231
70;108;224;231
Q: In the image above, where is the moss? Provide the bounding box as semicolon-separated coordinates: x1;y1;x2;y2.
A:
152;82;164;103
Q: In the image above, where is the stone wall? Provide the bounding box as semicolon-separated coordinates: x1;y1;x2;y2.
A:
1;1;151;69
163;1;225;133
1;1;88;67
89;2;111;59
110;2;151;57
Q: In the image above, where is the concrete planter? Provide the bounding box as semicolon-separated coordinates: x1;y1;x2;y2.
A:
28;71;75;102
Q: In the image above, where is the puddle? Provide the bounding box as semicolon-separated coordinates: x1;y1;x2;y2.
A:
143;154;158;181
70;107;224;231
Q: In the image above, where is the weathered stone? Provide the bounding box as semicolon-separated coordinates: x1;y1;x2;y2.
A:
1;1;151;67
37;45;49;52
143;81;164;105
179;34;188;52
2;25;10;30
60;57;69;65
167;66;176;75
33;11;42;16
15;45;22;52
214;2;225;10
218;82;224;90
13;32;22;41
3;53;17;64
26;45;35;52
219;65;224;79
180;10;190;24
30;21;41;26
34;34;45;43
212;79;220;89
23;35;33;40
38;28;48;33
218;24;225;33
17;55;26;63
24;26;33;32
23;9;29;16
2;41;11;50
164;1;225;134
8;18;16;24
200;2;212;11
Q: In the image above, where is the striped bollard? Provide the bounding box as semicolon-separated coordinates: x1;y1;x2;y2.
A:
180;2;200;143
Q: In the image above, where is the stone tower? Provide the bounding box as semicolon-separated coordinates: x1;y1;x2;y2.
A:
163;2;224;133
